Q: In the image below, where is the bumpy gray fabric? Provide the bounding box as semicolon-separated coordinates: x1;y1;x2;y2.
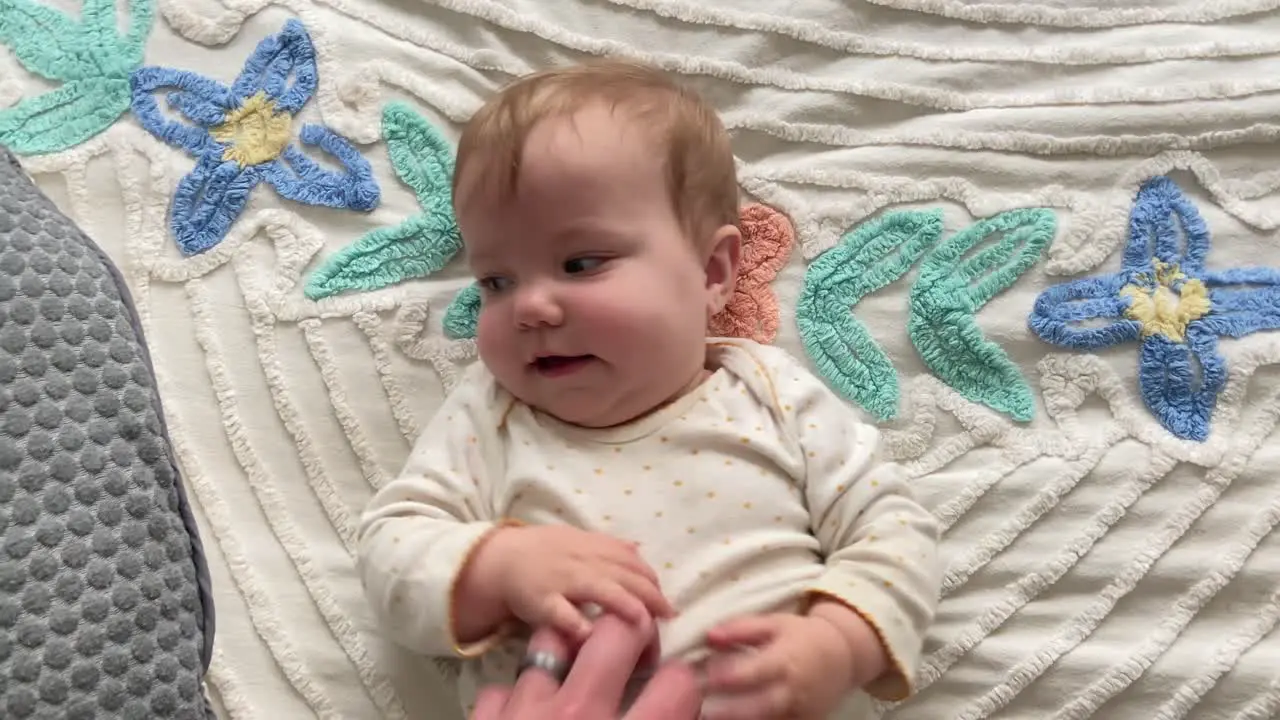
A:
0;147;215;719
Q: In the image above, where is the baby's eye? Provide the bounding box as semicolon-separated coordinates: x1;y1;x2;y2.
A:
478;276;513;293
564;257;607;274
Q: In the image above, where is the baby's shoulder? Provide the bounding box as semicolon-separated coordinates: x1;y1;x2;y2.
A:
708;339;872;428
710;338;816;389
441;361;518;420
707;339;825;422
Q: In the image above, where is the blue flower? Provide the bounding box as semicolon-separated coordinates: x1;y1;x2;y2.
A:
129;19;379;255
1028;175;1280;441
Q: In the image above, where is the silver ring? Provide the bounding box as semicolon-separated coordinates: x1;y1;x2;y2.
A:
516;650;571;684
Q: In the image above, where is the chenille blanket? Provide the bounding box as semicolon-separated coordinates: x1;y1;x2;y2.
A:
4;0;1280;718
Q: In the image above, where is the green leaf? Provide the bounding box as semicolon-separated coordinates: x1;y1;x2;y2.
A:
0;78;132;155
0;0;84;82
81;0;155;68
122;0;155;57
0;0;154;154
304;102;463;300
908;208;1056;421
797;209;945;421
443;283;481;339
383;101;457;206
304;215;460;300
80;0;121;38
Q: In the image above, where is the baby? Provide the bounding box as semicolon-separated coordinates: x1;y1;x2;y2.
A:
357;60;942;720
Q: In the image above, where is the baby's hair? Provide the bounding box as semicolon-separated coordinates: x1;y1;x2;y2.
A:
453;58;740;240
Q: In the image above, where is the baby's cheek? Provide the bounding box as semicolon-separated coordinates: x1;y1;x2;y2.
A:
572;301;649;348
475;311;512;357
475;314;524;386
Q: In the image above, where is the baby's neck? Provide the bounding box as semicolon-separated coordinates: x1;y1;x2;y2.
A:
619;360;715;425
552;359;716;431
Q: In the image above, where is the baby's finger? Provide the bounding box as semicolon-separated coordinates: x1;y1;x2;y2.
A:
601;545;661;585
704;647;784;692
539;595;593;643
567;580;650;626
705;615;781;649
615;570;677;618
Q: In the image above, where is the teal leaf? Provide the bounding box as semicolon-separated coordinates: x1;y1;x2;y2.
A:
305;101;462;300
0;0;80;82
797;209;945;421
83;0;153;67
305;216;456;300
908;208;1056;421
383;101;457;209
0;79;131;155
443;283;481;339
0;0;154;154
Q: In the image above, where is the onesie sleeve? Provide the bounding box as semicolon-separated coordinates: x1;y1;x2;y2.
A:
759;347;942;701
355;365;512;658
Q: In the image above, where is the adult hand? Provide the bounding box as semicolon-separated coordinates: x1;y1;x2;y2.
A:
471;614;702;720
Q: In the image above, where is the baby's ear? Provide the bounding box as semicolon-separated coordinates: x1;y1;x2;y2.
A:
704;223;742;317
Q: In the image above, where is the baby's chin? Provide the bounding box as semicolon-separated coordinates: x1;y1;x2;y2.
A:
519;385;652;428
535;399;643;429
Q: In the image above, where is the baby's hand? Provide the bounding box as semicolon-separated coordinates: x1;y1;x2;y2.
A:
701;613;854;720
480;525;675;642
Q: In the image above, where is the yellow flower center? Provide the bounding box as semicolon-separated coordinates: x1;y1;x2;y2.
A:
210;91;292;167
1119;260;1210;342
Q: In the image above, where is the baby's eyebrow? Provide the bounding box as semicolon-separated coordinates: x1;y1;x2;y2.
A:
553;224;636;245
463;244;503;266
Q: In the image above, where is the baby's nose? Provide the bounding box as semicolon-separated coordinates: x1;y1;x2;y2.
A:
513;285;564;328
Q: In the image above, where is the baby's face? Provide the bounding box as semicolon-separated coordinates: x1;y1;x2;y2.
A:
457;104;723;427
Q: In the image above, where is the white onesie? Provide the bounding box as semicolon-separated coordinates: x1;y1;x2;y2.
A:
357;338;942;714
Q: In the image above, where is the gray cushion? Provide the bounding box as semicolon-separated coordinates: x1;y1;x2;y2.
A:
0;146;215;718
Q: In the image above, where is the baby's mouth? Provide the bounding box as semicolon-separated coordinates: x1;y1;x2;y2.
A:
532;355;596;377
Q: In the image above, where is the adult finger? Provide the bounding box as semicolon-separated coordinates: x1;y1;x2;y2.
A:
701;684;792;720
505;625;575;711
469;686;510;720
558;614;654;712
625;661;703;720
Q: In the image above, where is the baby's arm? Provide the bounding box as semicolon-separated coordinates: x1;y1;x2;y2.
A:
771;353;942;700
356;371;513;657
804;445;940;700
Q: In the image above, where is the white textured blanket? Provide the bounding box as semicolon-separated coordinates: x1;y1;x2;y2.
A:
6;0;1280;718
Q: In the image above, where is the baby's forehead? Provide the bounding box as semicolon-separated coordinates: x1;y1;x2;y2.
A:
464;108;668;210
523;105;659;173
